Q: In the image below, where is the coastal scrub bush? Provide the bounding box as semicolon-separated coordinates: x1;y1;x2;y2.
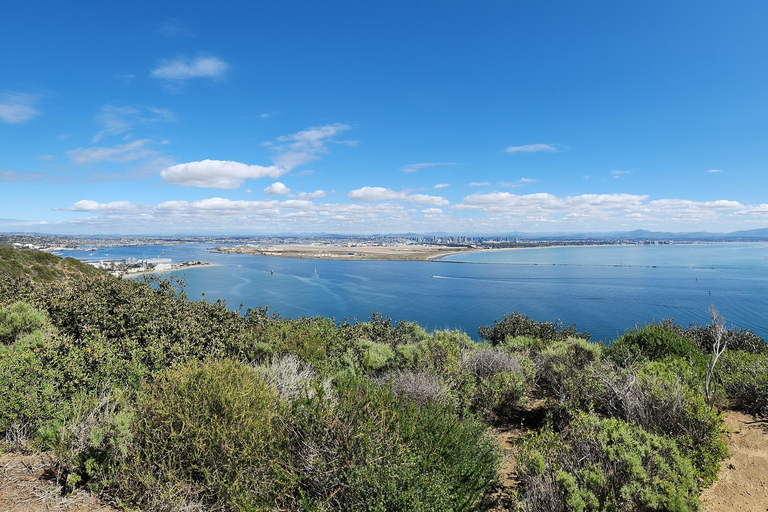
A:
478;311;590;346
658;318;766;354
598;360;727;485
40;390;133;492
460;349;529;420
719;350;768;416
0;346;61;446
120;359;292;511
287;374;502;511
534;338;605;420
381;369;452;407
608;324;705;369
515;412;700;512
0;301;51;345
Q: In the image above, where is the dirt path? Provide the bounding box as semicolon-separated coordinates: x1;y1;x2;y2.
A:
0;452;117;512
700;411;768;512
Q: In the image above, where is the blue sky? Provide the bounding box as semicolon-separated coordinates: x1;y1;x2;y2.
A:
1;0;767;234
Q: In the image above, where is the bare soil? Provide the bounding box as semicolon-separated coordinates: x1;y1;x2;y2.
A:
0;451;117;512
701;410;768;512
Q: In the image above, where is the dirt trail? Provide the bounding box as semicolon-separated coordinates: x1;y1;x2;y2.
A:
701;410;768;512
0;451;117;512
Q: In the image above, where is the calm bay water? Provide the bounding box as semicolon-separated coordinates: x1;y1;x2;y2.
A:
59;243;768;341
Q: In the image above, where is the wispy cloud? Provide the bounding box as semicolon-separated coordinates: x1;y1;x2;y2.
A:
0;92;41;124
271;123;353;169
504;143;557;154
468;182;491;187
158;19;192;37
92;104;175;142
401;162;457;173
161;160;285;189
34;154;55;161
433;183;449;189
67;139;160;165
498;178;538;188
151;55;229;80
707;169;722;173
162;124;353;189
611;170;632;179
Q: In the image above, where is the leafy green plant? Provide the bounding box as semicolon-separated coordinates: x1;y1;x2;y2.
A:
516;412;701;512
478;311;590;346
120;359;292;511
719;350;768;416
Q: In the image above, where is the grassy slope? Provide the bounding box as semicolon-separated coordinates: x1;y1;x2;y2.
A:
0;247;100;282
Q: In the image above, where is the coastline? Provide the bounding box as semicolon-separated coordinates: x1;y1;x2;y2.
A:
119;262;219;278
212;244;475;262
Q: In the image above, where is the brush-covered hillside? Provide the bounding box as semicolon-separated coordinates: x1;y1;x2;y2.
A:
1;247;766;511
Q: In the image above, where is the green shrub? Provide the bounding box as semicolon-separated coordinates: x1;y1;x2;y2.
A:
39;390;133;492
288;374;502;511
516;412;701;512
719;350;768;416
0;301;51;345
120;359;292;511
608;324;705;368
478;311;590;346
535;338;605;418
598;360;727;485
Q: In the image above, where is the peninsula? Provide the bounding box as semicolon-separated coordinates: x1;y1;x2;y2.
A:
211;243;471;261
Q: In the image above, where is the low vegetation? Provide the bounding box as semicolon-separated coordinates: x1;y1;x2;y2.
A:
0;247;766;511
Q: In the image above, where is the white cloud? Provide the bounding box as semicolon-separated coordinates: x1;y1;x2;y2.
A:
161;159;285;189
505;143;557;154
297;190;326;200
264;182;291;195
260;113;271;119
611;170;632;178
67;139;159;165
732;204;768;216
406;194;449;206
45;192;766;234
434;183;449;189
347;187;448;206
348;187;406;201
401;162;457;173
34;154;55;161
151;56;229;80
58;200;139;213
271;123;352;169
469;182;491;187
0;92;41;124
707;169;722;173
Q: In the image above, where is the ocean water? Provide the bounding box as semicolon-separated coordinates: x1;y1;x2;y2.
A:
58;243;768;341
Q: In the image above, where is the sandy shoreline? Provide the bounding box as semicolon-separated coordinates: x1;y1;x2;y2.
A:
120;262;219;278
212;242;649;262
212;244;474;261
